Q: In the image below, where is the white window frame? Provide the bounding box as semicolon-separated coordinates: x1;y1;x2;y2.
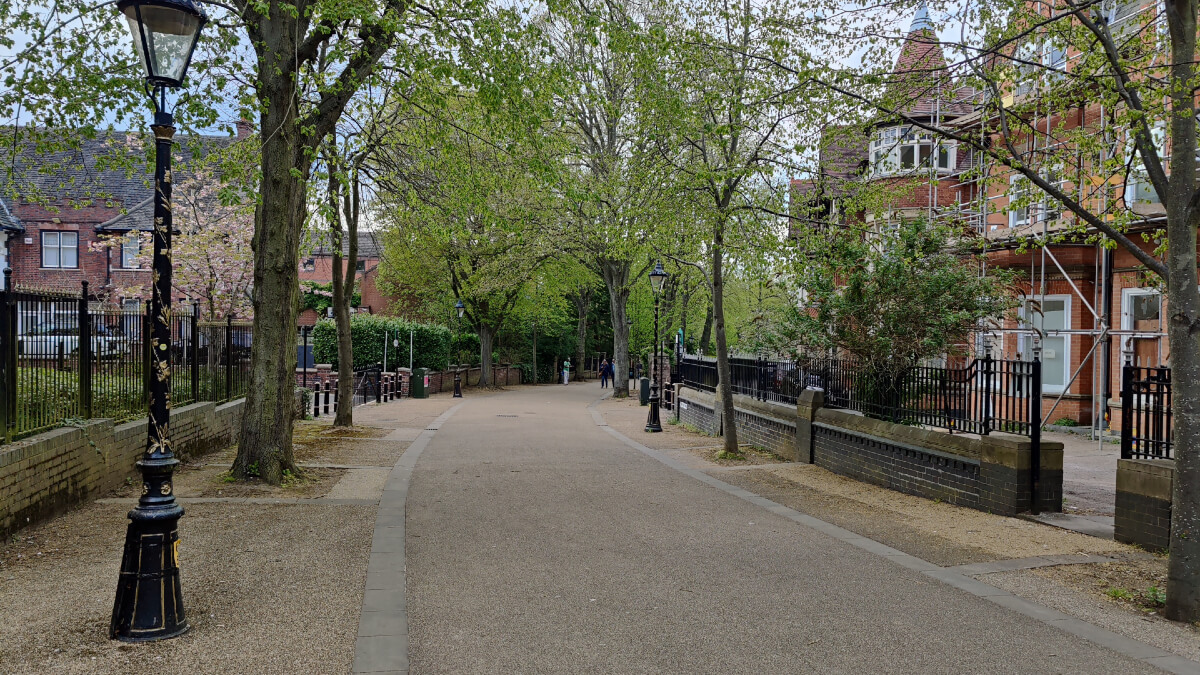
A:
1008;175;1030;228
1120;287;1163;361
869;125;955;178
121;232;141;269
41;231;78;269
1020;294;1072;395
1014;42;1041;97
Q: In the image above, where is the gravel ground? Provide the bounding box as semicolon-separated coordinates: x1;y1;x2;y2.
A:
762;463;1124;560
596;394;726;451
0;501;375;674
294;437;411;467
0;398;438;675
981;565;1200;661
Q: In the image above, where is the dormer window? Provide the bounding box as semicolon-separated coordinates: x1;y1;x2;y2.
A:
870;125;955;177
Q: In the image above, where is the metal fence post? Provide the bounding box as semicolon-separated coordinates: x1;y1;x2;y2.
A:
225;314;233;401
1029;355;1043;516
1121;358;1133;460
78;281;92;418
190;303;199;403
981;351;994;436
0;269;11;441
143;300;152;407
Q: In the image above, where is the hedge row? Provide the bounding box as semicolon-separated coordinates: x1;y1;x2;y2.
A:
312;315;451;371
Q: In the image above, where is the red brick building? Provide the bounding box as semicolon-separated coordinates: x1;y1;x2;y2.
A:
0;127;247;314
297;231;396;326
792;2;1180;432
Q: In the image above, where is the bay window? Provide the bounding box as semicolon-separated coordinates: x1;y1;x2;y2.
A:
870;125;955;177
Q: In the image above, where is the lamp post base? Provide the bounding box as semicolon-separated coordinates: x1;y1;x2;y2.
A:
110;508;187;641
645;392;662;432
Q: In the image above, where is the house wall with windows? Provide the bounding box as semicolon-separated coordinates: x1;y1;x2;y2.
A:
6;201;146;296
791;1;1183;430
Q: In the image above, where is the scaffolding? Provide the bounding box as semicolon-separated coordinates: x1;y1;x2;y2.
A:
911;1;1169;443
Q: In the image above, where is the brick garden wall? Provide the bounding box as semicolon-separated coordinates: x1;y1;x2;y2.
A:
674;386;1062;517
1115;458;1173;551
812;424;981;508
732;401;797;461
0;390;305;539
679;398;718;436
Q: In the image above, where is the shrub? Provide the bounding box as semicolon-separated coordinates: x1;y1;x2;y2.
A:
312;315;450;371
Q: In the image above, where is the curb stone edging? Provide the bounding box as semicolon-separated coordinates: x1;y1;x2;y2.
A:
587;396;1200;675
351;401;467;675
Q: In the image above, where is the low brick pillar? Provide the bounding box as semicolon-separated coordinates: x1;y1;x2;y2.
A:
1115;458;1173;551
977;437;1064;516
796;388;824;464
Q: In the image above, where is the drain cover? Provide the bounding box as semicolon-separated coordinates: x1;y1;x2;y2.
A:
497;414;518;418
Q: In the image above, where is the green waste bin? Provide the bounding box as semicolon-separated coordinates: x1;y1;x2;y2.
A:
639;376;650;406
412;368;429;399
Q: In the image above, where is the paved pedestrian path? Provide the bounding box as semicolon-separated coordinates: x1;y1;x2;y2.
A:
356;384;1194;673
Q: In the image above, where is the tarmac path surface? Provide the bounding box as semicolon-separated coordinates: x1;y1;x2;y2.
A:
401;384;1160;673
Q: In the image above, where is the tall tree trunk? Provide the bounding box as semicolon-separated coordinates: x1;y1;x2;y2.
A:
679;287;692;353
1165;0;1200;620
573;290;591;381
600;259;631;397
712;218;739;455
699;300;713;355
330;165;359;427
478;325;495;386
234;53;305;484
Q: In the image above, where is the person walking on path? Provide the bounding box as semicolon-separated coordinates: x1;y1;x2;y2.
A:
600;359;611;388
562;359;571;385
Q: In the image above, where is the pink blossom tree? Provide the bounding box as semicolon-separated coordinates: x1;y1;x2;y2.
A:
91;145;255;320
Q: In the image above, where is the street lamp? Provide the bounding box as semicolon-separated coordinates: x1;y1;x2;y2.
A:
453;299;464;398
111;0;206;643
646;261;667;433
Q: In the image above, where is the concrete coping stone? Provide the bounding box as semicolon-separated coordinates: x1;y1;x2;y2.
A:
1118;457;1175;477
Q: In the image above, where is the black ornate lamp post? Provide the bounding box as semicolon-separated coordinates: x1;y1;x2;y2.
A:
453;299;464;398
111;0;206;643
645;261;667;433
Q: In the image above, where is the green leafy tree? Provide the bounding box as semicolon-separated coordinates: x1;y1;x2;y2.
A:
767;221;1017;372
0;0;506;483
375;93;558;386
643;0;815;456
546;0;676;398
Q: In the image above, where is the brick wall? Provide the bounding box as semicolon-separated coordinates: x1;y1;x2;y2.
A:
1115;458;1173;551
0;397;258;539
679;397;719;436
813;424;981;507
9;202;154;297
733;402;797;461
674;386;1063;516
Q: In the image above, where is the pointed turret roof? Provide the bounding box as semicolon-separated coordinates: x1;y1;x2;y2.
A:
884;2;973;119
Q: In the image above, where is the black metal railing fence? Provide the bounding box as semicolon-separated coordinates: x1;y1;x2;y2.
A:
0;281;252;443
680;352;1042;438
1121;364;1172;460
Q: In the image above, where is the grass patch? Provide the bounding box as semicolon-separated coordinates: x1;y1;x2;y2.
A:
1106;585;1167;611
715;450;745;461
